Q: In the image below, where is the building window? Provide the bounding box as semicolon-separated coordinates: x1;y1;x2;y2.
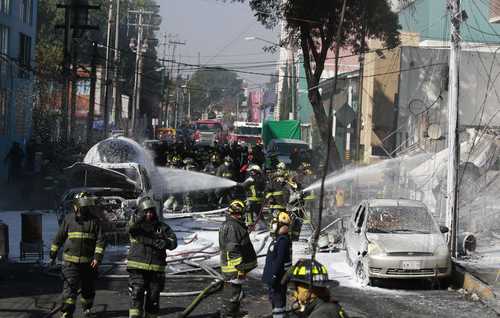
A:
18;33;31;78
19;0;32;25
0;0;10;15
0;25;8;74
0;90;7;135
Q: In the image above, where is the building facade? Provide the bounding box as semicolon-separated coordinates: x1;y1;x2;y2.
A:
0;0;37;182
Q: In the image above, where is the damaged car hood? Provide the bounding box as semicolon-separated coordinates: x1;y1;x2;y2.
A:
366;233;446;254
64;162;138;191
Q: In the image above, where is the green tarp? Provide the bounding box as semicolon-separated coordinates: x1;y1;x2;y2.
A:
262;120;301;146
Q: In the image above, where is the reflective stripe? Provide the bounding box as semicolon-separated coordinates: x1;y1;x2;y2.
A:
304;195;316;200
65;298;75;304
94;246;104;254
50;244;58;252
273;306;286;318
221;265;239;273
293;265;328;276
248;197;262;202
222;173;233;177
130;237;139;244
129;308;141;316
127;260;165;272
227;257;242;267
269;205;285;210
269;191;283;196
284;261;292;271
63;253;91;263
68;232;95;240
339;309;346;318
145;313;158;318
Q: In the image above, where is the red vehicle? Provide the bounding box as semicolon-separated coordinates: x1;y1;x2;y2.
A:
192;119;228;145
228;121;262;146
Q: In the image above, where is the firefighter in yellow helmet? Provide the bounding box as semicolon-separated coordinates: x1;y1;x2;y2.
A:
262;212;293;318
127;198;177;318
287;259;349;318
50;193;106;317
219;200;258;317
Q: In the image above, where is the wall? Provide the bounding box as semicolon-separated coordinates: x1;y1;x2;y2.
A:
397;46;500;153
359;33;420;162
400;0;500;42
0;0;38;182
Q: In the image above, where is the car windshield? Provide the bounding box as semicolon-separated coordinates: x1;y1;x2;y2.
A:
273;142;308;155
235;126;261;135
367;206;440;234
196;123;221;132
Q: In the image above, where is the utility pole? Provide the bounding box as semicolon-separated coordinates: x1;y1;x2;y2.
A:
127;7;160;136
103;0;113;137
130;9;144;136
87;42;98;145
57;0;100;143
61;0;72;142
446;0;462;258
167;39;186;128
290;43;296;120
112;0;121;128
160;32;168;128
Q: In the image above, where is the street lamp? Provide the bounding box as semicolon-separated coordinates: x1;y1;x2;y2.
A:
245;36;297;120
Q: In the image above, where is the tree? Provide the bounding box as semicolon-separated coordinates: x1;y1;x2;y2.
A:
233;0;400;170
188;68;244;119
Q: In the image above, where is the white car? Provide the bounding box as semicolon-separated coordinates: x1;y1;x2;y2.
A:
344;199;451;285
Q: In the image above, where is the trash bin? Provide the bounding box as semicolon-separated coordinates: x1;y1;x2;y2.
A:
0;222;9;261
20;212;44;260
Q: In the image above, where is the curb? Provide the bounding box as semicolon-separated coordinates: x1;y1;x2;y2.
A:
451;262;499;314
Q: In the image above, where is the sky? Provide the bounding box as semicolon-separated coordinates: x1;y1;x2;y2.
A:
158;0;280;88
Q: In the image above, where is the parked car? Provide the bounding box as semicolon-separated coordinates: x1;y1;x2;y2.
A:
344;199;451;286
265;138;309;165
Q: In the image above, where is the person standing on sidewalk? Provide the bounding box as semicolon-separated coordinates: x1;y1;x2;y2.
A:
262;212;293;318
127;198;177;318
50;193;106;318
219;200;258;317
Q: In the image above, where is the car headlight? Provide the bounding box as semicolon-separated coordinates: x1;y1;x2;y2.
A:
368;242;385;255
433;244;450;257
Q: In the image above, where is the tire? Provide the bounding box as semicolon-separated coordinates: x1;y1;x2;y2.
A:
355;260;370;287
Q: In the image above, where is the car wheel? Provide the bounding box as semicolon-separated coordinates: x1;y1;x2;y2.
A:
355;260;370;287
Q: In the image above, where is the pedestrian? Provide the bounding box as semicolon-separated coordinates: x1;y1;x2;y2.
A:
3;141;24;184
287;259;349;318
49;193;106;317
127;198;177;318
262;212;293;318
219;200;258;317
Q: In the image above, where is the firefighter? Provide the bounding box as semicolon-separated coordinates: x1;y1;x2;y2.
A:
262;212;293;318
287;259;348;318
203;153;219;175
240;164;266;225
49;193;106;318
216;156;236;206
127;198;177;318
219;200;258;317
216;156;236;181
265;173;291;221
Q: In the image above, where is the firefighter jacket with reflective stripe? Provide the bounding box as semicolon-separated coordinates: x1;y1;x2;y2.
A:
127;216;177;272
262;234;292;287
244;174;266;202
51;213;105;264
219;216;257;279
265;180;290;210
304;298;348;318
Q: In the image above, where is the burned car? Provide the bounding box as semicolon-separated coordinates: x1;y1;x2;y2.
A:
344;199;451;285
57;162;160;244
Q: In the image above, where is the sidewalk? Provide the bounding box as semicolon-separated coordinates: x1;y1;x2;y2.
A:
454;246;500;314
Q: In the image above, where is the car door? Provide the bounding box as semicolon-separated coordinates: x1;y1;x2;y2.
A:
350;204;367;261
346;203;364;261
